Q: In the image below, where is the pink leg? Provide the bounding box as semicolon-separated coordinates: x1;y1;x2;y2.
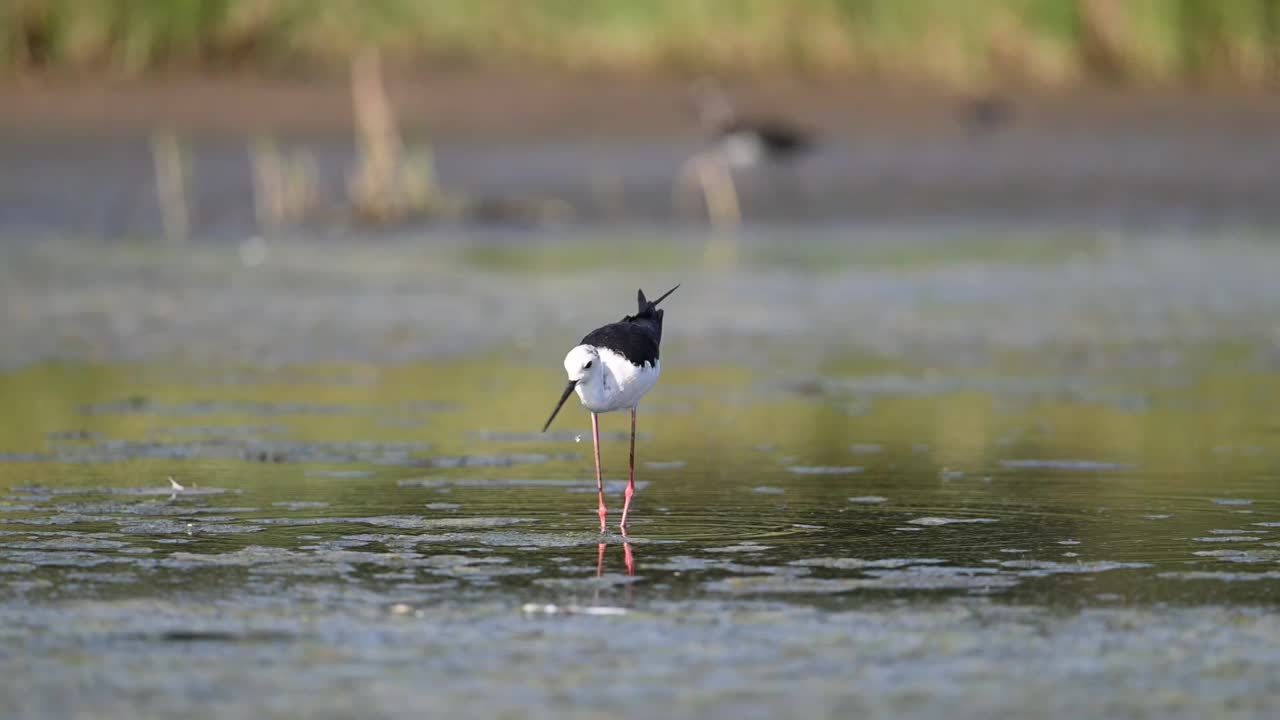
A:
620;407;637;531
591;412;606;532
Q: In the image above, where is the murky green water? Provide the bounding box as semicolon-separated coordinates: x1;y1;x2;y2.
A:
3;232;1280;718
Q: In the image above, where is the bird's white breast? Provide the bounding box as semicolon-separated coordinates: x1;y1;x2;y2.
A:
575;347;660;413
722;132;764;168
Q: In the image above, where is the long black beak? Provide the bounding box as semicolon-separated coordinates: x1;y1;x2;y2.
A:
652;283;680;307
541;380;577;432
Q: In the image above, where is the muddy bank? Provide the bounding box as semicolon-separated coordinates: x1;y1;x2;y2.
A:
5;72;1280;139
4;73;1280;236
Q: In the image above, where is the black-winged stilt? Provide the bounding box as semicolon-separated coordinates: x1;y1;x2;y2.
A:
677;79;814;227
960;91;1015;136
689;77;815;169
542;285;679;533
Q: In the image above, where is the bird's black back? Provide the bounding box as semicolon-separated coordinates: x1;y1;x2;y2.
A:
578;287;673;367
581;322;660;367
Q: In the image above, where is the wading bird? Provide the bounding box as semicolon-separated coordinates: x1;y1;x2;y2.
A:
677;78;815;228
542;285;679;533
689;77;814;169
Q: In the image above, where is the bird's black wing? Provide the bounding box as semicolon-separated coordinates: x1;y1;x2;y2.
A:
581;321;661;366
721;118;814;157
755;123;813;155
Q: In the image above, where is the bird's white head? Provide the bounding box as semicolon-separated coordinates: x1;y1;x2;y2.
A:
562;344;601;385
542;344;601;432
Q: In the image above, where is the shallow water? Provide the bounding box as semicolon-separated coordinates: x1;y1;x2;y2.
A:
6;130;1280;241
3;232;1280;718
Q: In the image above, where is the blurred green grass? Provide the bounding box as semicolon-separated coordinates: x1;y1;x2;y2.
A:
2;0;1278;86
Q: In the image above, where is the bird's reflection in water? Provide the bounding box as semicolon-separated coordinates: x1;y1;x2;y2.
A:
594;541;636;606
596;542;635;577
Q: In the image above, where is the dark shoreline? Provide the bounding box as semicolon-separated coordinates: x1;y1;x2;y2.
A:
5;70;1280;140
3;70;1279;239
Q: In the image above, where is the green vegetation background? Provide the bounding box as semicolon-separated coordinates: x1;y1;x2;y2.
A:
3;0;1278;86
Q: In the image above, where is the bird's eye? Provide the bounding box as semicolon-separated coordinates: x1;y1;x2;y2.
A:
584;361;593;369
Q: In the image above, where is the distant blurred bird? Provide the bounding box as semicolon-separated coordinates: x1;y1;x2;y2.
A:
688;77;815;169
960;91;1016;137
542;285;679;533
677;78;815;227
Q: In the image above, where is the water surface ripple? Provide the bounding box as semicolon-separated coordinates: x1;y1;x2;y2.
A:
3;235;1279;718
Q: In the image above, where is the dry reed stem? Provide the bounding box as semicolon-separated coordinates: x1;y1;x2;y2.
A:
348;48;406;222
151;130;190;243
675;151;741;231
